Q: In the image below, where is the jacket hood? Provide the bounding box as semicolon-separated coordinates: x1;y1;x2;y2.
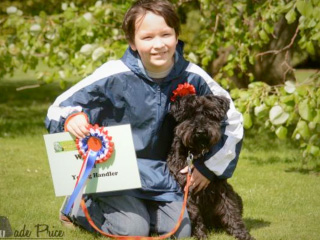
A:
121;40;189;82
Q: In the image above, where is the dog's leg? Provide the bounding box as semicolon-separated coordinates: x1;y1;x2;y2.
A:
187;196;208;239
167;138;210;239
167;138;188;186
212;180;255;240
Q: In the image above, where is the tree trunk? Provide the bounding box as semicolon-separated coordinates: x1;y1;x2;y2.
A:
253;17;298;86
209;17;299;87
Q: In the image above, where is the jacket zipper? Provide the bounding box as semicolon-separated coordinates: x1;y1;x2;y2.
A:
156;85;161;121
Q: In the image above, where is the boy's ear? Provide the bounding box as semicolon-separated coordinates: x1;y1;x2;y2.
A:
129;42;137;51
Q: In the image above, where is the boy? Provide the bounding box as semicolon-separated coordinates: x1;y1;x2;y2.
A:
46;0;243;237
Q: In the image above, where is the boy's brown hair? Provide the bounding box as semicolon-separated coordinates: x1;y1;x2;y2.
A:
122;0;180;44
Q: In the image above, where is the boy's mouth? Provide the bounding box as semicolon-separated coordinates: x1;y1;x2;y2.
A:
151;51;167;57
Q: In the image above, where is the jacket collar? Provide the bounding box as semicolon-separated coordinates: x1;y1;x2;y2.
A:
121;40;189;83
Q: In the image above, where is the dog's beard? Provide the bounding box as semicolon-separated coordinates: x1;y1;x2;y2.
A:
175;121;221;159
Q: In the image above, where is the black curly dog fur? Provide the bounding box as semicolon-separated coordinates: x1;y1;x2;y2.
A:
167;94;254;240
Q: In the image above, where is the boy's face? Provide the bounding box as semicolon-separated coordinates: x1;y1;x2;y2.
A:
130;11;178;73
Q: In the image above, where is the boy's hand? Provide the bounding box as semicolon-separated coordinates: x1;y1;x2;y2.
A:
65;114;90;139
180;166;210;193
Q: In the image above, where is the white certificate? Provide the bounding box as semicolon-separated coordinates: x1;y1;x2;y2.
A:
43;124;141;196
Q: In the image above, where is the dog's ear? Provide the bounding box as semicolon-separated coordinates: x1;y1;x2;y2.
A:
170;101;185;122
205;95;230;121
170;95;196;122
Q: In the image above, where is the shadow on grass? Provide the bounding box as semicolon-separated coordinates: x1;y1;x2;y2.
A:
244;217;271;230
243;130;300;153
244;155;299;166
209;218;270;239
242;129;320;175
0;79;68;137
285;164;320;176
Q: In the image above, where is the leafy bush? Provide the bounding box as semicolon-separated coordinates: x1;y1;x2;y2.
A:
192;0;320;88
231;72;320;160
1;1;132;87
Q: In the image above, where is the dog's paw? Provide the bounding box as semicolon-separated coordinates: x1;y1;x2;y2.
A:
232;230;255;240
194;232;208;240
192;226;208;240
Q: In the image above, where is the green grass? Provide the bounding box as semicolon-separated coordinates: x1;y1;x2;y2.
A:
231;135;320;240
0;70;320;240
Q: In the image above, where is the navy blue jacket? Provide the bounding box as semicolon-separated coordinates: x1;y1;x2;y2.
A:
45;41;244;201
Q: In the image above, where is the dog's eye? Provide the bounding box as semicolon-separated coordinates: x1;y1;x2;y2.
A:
203;111;211;118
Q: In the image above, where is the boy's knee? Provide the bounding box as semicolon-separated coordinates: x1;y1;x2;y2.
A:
157;215;191;238
102;214;150;236
174;218;191;238
174;217;192;238
125;218;150;236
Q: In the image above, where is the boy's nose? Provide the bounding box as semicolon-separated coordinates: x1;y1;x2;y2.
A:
153;37;165;49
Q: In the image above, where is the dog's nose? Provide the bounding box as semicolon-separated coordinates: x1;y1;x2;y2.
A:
196;129;207;136
195;129;209;141
196;129;205;134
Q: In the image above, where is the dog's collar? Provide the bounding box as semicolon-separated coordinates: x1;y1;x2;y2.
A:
188;149;209;160
187;152;194;174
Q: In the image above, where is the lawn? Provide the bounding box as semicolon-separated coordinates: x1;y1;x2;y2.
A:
0;72;319;240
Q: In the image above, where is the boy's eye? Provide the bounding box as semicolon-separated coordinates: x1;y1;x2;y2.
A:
142;36;152;40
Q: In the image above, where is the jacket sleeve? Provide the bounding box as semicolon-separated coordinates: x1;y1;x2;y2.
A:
186;63;244;180
45;60;132;133
193;104;243;180
45;61;118;134
45;80;103;134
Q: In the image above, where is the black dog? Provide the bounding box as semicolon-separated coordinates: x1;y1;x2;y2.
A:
167;94;254;240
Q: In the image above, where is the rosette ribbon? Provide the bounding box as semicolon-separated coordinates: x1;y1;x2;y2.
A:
62;124;114;217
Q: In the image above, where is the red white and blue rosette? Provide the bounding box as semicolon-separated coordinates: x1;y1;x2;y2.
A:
63;124;114;217
76;125;114;164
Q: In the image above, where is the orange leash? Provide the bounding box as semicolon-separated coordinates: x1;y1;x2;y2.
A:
80;173;191;240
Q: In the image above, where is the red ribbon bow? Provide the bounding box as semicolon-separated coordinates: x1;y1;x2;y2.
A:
171;83;196;102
